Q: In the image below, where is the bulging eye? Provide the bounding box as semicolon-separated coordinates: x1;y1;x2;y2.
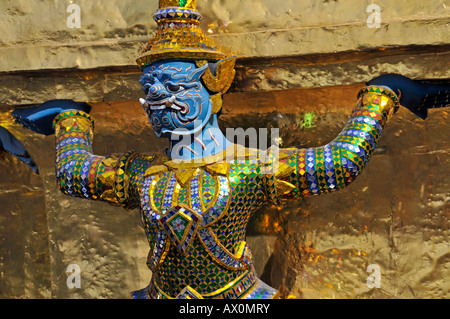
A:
166;83;183;93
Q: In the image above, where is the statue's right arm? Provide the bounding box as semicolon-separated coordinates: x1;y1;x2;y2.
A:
54;110;154;210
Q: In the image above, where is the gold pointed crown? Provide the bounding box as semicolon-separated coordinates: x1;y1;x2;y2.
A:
136;0;229;68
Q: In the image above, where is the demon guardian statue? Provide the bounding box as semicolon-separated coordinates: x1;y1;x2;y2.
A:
12;0;450;299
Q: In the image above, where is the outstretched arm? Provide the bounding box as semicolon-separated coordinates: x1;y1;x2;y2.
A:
53;110;153;210
12;101;154;210
270;74;449;202
267;85;399;201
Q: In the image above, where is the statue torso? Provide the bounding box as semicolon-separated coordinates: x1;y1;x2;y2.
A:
138;156;269;298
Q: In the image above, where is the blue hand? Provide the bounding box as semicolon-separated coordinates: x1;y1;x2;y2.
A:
12;100;91;135
368;74;450;119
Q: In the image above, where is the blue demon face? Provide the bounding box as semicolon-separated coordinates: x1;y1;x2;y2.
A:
140;61;212;138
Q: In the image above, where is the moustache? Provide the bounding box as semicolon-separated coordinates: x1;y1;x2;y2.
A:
140;96;188;114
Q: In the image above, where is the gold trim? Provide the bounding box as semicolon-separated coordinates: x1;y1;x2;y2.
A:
150;268;265;299
275;180;296;196
197;228;250;271
144;165;168;178
149;175;161;212
137;49;227;69
202;270;252;298
204;162;230;176
198;170;205;213
172;183;181;206
172;168;199;188
165;144;262;169
235;241;247;258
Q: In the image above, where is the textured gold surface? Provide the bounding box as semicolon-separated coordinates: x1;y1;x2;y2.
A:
0;93;448;299
2;47;448;106
0;0;449;72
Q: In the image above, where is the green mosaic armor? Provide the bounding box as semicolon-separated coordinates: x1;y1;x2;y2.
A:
53;86;399;299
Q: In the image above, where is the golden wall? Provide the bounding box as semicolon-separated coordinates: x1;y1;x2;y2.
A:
0;0;449;299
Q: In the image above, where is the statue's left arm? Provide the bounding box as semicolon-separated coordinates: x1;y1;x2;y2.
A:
266;85;400;201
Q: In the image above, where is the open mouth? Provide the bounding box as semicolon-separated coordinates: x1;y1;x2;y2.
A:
146;96;188;114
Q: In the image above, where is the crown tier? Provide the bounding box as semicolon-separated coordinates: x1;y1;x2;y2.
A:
136;0;228;68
